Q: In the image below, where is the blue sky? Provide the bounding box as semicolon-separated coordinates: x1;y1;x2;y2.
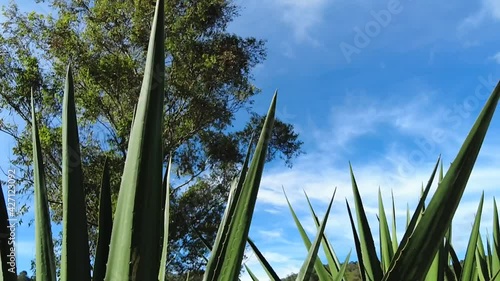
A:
1;0;500;279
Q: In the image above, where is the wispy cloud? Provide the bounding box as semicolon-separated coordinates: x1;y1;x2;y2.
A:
490;52;500;64
485;0;500;20
458;0;500;37
273;0;328;44
258;229;283;240
243;85;500;281
314;88;443;149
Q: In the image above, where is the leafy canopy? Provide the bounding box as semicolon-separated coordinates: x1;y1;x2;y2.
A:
0;0;303;274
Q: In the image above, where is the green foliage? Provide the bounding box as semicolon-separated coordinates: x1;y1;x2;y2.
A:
296;193;335;281
0;0;302;273
103;0;166;277
92;160;112;281
7;1;279;280
203;93;276;280
1;1;499;280
60;64;92;281
244;81;500;281
31;89;56;281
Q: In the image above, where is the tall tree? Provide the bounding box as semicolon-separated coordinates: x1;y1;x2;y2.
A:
0;0;302;274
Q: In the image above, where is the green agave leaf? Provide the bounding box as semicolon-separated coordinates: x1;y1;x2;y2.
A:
444;236;458;281
448;223;453;266
417;181;432;227
449;243;462;279
461;194;485;281
158;156;172;281
424;239;446;281
245;264;260;281
487;234;493;278
405;156;441;235
384;82;500;281
159;157;169;274
472;260;479;280
203;135;253;280
425;225;448;281
390;191;398;254
439;161;444;183
444;267;457;281
333;251;352;281
93;160;112;281
423;161;447;281
425;252;439;281
130;103;137;131
346;200;367;281
378;189;393;273
203;93;276;281
60;64;91;281
0;181;17;281
406;203;410;229
444;241;458;281
247;238;280;281
441;228;452;279
477;234;489;281
436;164;449;281
349;164;383;281
420;184;426;214
304;189;344;279
283;188;331;281
296;193;335;281
493;198;500;281
385;156;440;277
492;269;500;281
31;91;57;281
104;0;165;279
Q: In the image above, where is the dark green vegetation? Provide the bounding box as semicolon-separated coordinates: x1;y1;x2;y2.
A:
17;271;33;281
1;0;500;280
7;1;287;279
0;0;302;274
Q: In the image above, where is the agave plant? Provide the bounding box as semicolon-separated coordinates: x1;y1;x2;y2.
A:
245;82;500;281
0;0;278;280
346;82;500;281
0;0;499;279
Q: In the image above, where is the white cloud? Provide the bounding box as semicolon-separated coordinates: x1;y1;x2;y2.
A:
249;85;500;273
273;0;328;44
490;52;500;64
258;229;283;239
262;207;284;215
254;146;500;272
258;251;291;263
258;84;499;210
313;88;447;149
458;0;500;36
486;0;500;20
